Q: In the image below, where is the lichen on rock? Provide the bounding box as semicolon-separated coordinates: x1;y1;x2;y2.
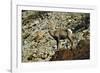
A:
22;10;90;62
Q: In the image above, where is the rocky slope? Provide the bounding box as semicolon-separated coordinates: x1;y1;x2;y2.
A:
22;10;90;62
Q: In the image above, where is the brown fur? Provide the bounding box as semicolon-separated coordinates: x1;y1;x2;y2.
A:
48;24;73;50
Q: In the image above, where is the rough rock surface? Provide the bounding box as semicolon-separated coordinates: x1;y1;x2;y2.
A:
22;10;90;62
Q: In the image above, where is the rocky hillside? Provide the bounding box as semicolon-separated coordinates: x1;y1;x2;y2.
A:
22;10;90;62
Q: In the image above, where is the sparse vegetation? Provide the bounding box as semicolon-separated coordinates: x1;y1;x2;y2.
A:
22;10;90;62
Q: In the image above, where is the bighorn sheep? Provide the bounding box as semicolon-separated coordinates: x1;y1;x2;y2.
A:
48;21;73;50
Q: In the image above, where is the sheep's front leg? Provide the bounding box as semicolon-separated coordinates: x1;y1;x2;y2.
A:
65;39;68;49
67;29;73;50
56;39;60;50
67;36;73;50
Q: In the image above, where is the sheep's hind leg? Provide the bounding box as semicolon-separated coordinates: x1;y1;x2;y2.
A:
56;40;60;51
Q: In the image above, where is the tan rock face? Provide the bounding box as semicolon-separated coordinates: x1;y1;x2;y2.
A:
33;31;45;42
